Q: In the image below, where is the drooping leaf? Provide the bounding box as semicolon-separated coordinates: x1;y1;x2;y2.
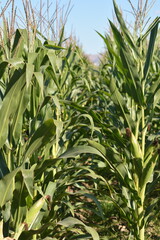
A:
84;193;104;220
58;217;99;240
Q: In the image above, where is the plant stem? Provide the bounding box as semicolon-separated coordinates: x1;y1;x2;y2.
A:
141;106;145;157
140;227;145;240
138;186;146;240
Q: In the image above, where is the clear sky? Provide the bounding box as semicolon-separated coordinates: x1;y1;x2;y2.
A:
63;0;160;54
4;0;160;54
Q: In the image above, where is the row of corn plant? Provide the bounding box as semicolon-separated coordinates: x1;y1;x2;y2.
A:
61;1;160;239
0;1;101;239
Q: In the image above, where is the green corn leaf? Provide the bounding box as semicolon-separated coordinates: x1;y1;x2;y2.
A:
60;145;105;160
153;89;160;108
139;17;160;42
0;62;8;79
38;96;52;112
24;119;56;159
46;65;60;91
146;172;160;196
34;158;59;179
47;50;57;72
52;95;61;112
58;26;65;46
143;20;159;80
109;21;144;105
109;77;126;106
97;31;125;73
11;29;26;58
21;169;34;198
144;198;159;224
109;77;134;129
87;141;135;190
58;217;99;240
14;197;48;239
11;173;28;229
140;152;159;188
59;66;70;89
45;181;57;201
88;140;106;155
84;193;104;220
79;114;95;136
0;70;26;148
60;144;114;173
8;58;24;68
27;52;38;64
0;152;10;179
113;0;141;58
44;43;65;50
60;143;133;192
0;168;20;208
12;87;30;142
34;72;44;97
109;20;125;49
150;76;160;94
26;63;34;88
120;49;144;105
130;132;143;160
26;196;47;229
17;223;53;240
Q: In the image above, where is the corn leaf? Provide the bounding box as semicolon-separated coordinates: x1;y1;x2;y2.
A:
0;152;10;179
25;119;56;159
0;168;20;208
0;70;26;148
12;87;30;142
113;0;141;58
143;20;159;80
58;217;99;240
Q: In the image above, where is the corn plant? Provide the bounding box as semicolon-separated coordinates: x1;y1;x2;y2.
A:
61;1;160;239
0;1;101;238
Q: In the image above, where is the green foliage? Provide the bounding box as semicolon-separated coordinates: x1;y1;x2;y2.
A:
0;1;160;240
61;1;160;240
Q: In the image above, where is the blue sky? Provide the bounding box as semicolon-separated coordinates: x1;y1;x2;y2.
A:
5;0;160;54
64;0;160;54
